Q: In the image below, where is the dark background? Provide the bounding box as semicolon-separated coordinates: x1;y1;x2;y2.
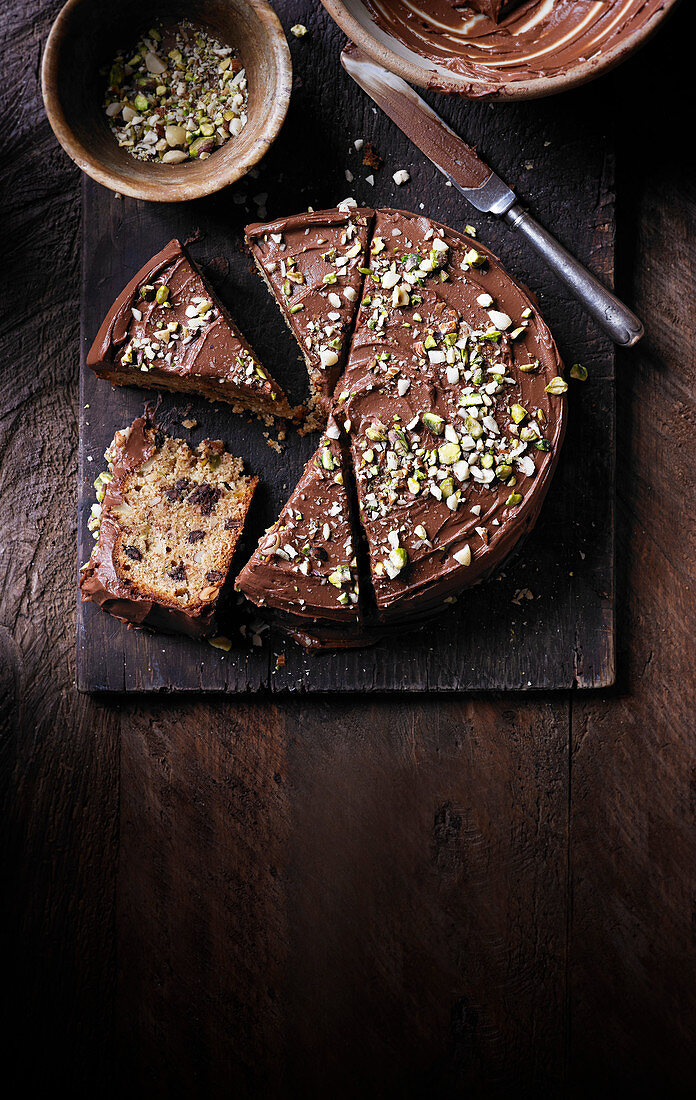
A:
2;1;695;1096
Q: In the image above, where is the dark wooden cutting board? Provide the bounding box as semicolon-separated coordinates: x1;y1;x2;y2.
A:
76;5;615;692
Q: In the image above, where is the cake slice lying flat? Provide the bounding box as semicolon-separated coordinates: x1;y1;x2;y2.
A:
80;415;258;638
87;240;300;424
245;207;373;423
235;416;362;643
337;208;567;626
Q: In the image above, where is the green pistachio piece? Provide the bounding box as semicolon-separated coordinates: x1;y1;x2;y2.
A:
465;416;483;440
495;463;513;480
155;285;169;305
189;135;215;157
438;442;461;466
321;447;337;471
133;92;149;112
366;422;387;442
328;566;351;588
545;376;569;395
389;547;408;572
423;412;445;436
506;492;523;506
510;403;528;423
570;363;588;381
463;248;485;267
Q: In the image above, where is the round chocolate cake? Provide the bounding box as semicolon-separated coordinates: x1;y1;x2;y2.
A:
237;206;567;646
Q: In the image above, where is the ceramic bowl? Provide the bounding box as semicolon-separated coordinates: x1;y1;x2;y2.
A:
42;0;292;201
320;0;681;100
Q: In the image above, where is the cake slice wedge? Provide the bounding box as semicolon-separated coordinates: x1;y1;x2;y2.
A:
87;239;301;424
245;206;373;424
235;416;363;645
80;414;257;638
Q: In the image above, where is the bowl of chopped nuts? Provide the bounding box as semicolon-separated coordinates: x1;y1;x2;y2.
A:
42;0;292;201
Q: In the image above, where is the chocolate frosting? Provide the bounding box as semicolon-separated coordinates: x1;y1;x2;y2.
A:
80;415;250;639
365;1;669;93
335;208;566;624
87;239;299;419
245;209;373;415
236;416;362;628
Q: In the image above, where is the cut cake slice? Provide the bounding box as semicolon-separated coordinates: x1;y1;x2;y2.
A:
80;414;258;638
87;239;300;424
235;415;362;644
245;206;373;424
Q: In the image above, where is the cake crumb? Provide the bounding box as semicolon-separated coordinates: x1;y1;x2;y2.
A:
363;142;383;170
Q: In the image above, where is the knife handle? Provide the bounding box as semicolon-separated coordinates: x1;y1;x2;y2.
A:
503;203;643;348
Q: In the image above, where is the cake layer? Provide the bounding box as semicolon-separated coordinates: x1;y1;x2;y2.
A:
80;415;257;637
87;239;300;423
245;207;373;422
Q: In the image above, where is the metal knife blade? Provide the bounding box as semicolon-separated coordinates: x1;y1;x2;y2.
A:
340;44;644;348
341;45;517;216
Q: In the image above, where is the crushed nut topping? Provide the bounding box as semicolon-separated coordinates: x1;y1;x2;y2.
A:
104;22;248;164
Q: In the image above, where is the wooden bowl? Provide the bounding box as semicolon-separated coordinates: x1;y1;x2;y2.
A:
320;0;681;100
41;0;292;201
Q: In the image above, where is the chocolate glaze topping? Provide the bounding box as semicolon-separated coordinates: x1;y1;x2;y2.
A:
237;206;566;646
365;1;669;94
87;239;299;420
85;209;568;650
335;208;565;624
236;415;362;631
245;208;373;417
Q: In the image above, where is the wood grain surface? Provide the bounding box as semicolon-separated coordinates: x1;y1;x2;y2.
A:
3;1;696;1097
78;9;615;692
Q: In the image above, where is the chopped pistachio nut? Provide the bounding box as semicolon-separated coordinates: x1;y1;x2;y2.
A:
104;21;248;164
545;376;569;395
570;362;588;381
290;24;308;37
423;412;445;436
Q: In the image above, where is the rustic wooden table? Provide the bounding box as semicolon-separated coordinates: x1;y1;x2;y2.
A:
2;2;695;1096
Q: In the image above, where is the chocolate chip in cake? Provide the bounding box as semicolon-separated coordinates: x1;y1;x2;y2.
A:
169;564;187;581
205;570;223;583
124;546;142;561
188;530;206;543
165;477;191;502
188;482;221;515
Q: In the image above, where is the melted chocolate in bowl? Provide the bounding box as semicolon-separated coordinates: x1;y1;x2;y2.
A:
364;0;670;92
